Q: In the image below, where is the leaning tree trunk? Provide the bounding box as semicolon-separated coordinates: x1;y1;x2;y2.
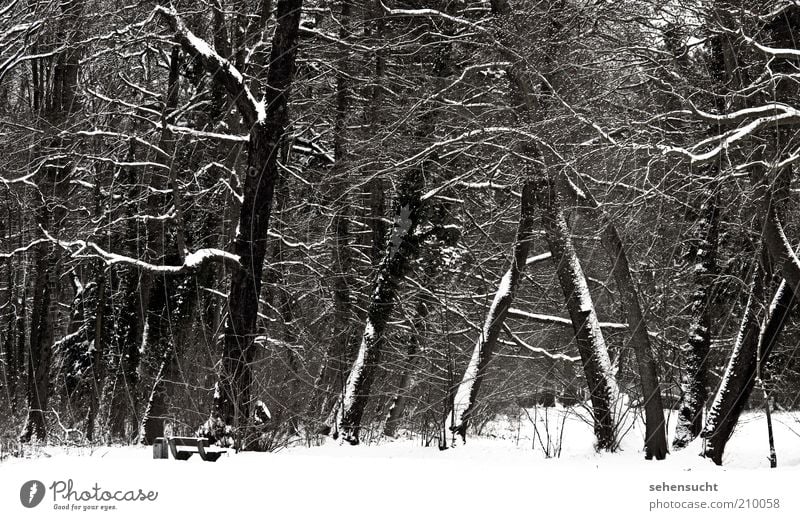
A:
702;216;800;464
568;171;668;459
383;296;430;438
533;173;619;451
600;219;667;459
700;266;765;464
699;2;800;464
444;180;536;445
324;168;425;444
673;189;720;450
701;165;797;464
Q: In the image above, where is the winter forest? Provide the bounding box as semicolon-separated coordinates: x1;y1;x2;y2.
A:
2;0;800;469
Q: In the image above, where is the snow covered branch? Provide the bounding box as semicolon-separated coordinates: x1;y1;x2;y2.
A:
42;229;240;274
378;1;491;35
501;323;581;362
740;30;800;59
659;107;800;164
0;238;50;259
154;5;263;127
506;308;628;330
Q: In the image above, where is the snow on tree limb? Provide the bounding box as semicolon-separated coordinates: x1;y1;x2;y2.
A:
154;5;263;127
506;308;628;330
378;1;491;35
0;238;51;258
659;108;800;165
41;229;240;273
501;323;580;362
740;30;800;59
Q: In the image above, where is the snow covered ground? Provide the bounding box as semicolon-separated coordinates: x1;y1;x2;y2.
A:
2;408;798;519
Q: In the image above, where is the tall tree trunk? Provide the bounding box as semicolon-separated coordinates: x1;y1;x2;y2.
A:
22;246;54;441
600;220;667;459
85;274;106;441
674;189;719;450
21;0;84;442
533;173;619;451
701;164;795;464
109;48;182;441
444;181;536;445
157;1;303;446
700;265;764;464
166;0;304;446
310;0;356;425
568;171;668;459
325;168;425;444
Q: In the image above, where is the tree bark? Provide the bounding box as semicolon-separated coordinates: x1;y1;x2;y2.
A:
21;0;84;442
325;168;425;444
600;221;667;459
533;173;619;451
568;171;668;459
444;180;536;444
383;296;430;438
157;0;304;446
674;190;719;450
701;165;794;464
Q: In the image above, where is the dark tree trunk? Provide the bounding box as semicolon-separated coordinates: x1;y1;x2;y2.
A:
383;297;429;438
600;220;667;459
674;190;719;450
701;164;795;464
141;353;171;444
21;0;84;442
700;265;765;464
108;274;148;440
325;168;425;444
22;247;55;441
85;274;106;441
445;180;536;444
568;171;668;459
533;173;619;451
208;0;303;445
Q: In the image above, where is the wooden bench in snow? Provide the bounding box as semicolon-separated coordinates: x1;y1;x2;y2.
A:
152;437;226;462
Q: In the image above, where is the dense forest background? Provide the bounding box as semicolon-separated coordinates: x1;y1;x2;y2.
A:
2;0;800;465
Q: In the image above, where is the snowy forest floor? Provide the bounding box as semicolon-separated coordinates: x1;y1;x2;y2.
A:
2;408;799;518
3;407;799;468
